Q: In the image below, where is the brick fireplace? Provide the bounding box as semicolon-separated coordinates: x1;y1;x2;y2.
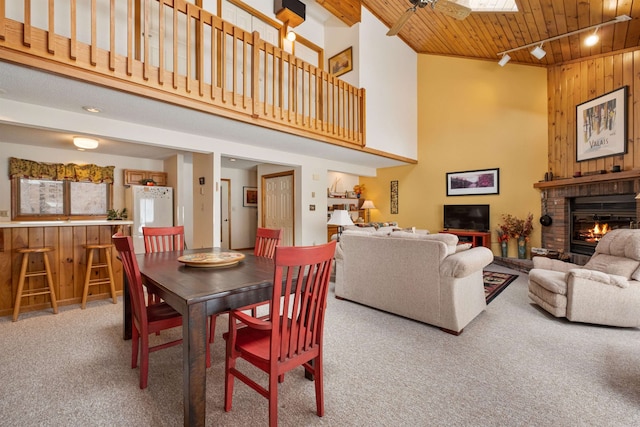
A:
535;170;640;264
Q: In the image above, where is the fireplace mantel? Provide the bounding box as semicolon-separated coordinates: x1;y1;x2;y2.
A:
533;170;640;189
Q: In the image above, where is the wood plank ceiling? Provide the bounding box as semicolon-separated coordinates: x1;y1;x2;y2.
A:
357;0;640;66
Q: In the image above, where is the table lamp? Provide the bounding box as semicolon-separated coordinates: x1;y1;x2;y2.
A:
360;199;376;223
327;210;354;241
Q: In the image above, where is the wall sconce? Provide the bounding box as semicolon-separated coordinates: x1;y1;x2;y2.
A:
73;137;99;150
530;44;546;60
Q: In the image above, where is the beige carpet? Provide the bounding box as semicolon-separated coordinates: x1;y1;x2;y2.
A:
1;263;640;426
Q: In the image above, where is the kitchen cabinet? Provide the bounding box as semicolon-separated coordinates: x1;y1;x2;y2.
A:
123;169;168;186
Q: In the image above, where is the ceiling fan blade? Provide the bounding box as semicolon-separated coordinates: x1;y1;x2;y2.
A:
433;0;471;20
386;8;416;36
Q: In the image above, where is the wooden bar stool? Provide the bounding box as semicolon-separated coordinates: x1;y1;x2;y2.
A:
82;243;117;309
13;247;58;322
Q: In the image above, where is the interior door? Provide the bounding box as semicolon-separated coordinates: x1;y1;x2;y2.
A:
262;172;294;246
220;179;230;249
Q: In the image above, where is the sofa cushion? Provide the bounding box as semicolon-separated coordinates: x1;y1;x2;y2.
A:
594;229;640;260
584;253;639;280
529;269;568;295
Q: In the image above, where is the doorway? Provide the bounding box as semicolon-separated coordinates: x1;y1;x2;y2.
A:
262;171;294;246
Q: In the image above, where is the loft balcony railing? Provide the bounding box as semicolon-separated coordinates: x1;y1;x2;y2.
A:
0;0;365;148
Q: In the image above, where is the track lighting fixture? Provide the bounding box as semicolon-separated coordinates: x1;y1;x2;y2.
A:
530;44;546;60
498;53;511;67
584;28;600;47
496;15;631;67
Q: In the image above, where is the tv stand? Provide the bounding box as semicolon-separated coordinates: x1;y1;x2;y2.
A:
442;230;491;249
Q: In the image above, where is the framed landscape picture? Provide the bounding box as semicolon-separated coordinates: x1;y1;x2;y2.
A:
576;86;628;162
328;47;353;77
243;186;257;207
446;168;499;196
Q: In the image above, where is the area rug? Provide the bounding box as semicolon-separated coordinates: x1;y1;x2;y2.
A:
483;270;518;303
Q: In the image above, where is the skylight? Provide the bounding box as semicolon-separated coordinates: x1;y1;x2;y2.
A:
463;0;518;12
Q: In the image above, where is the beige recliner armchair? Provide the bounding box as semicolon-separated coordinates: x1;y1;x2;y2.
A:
528;229;640;327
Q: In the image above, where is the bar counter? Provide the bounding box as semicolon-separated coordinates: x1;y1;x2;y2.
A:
0;220;133;317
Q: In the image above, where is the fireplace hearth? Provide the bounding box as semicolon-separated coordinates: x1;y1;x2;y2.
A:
570;195;636;255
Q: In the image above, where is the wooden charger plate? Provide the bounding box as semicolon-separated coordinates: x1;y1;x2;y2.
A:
177;252;246;268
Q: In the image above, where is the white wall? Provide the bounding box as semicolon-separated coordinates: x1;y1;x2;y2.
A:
359;8;417;159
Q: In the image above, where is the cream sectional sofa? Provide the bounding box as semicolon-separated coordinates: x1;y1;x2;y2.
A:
334;229;494;334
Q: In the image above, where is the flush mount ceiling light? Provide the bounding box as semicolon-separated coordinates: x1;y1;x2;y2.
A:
498;53;511;67
73;137;99;150
530;44;547;60
82;106;102;113
496;15;631;66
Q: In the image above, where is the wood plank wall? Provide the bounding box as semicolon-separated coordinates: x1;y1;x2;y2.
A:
0;225;126;317
547;47;640;179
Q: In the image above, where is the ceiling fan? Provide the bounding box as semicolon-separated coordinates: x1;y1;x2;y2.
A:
386;0;472;36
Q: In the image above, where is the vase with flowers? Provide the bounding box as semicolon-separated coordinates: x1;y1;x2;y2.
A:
496;227;510;258
501;213;534;259
353;184;365;198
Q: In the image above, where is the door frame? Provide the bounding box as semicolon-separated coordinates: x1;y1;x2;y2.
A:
220;178;231;249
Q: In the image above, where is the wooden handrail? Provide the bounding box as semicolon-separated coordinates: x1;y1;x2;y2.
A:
0;0;366;148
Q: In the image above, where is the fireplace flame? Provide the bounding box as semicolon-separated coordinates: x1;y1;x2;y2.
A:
589;222;610;240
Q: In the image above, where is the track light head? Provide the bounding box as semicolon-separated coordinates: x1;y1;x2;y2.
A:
584;28;599;47
530;44;546;60
498;53;511;67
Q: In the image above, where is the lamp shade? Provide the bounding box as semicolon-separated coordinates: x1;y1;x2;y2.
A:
360;200;376;210
327;210;354;226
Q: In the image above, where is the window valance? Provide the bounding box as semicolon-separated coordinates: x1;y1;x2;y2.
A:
9;157;115;183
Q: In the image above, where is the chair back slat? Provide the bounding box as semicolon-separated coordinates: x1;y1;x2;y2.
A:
112;235;148;332
142;226;185;253
254;227;283;258
271;241;335;362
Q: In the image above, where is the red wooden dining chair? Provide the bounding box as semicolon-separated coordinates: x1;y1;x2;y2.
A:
142;225;185;253
112;235;211;389
209;227;283;344
224;240;336;427
254;227;283;258
142;226;185;305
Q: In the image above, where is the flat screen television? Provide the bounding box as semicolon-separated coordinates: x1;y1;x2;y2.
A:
443;204;490;232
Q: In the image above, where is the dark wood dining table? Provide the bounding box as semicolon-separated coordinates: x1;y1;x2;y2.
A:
126;248;275;427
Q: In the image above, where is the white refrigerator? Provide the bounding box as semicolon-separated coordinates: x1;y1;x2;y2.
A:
125;185;174;253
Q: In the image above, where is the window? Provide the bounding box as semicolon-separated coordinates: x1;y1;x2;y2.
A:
13;178;112;220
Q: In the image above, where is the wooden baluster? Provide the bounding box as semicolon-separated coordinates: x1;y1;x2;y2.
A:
23;0;31;47
126;0;132;75
143;0;150;81
47;0;54;54
0;0;5;40
158;0;164;85
90;0;96;65
109;0;115;70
